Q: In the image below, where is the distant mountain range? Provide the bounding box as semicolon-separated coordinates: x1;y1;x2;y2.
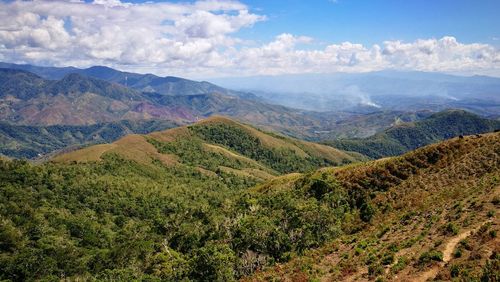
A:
0;67;330;138
1;63;438;142
0;62;257;99
326;109;500;158
211;71;500;117
2;62;500;153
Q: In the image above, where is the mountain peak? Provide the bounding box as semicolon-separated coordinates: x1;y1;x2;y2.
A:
0;68;42;79
195;115;240;125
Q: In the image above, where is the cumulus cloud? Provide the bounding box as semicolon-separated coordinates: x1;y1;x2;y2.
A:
0;0;499;78
0;0;264;72
227;35;499;76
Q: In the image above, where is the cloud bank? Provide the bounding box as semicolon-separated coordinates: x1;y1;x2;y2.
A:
0;0;499;78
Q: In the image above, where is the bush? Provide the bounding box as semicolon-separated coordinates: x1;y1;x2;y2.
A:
445;223;459;235
450;264;461;277
360;201;375;222
381;252;394;265
391;257;408;274
191;242;236;281
368;263;384;277
419;250;443;265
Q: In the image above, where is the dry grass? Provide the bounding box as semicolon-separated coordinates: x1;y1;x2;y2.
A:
52;116;364;177
203;143;277;175
53;134;179;166
247;132;500;281
52;143;116;162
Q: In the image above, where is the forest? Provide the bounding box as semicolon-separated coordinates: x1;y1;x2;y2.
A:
0;153;356;281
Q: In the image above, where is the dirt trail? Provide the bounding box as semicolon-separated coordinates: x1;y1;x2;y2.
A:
442;229;472;261
411;223;486;282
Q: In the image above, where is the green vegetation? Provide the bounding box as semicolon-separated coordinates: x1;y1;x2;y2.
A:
0;152;354;281
0;120;178;159
327;110;500;158
250;132;500;281
149;137;251;172
418;250;443;265
189;122;336;173
0;121;498;281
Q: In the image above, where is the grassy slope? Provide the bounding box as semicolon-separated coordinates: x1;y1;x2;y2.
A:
53;116;365;178
0;120;179;159
327;109;500;159
249;131;500;281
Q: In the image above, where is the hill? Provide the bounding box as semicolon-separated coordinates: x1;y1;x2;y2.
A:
309;110;433;140
327;109;500;158
0;128;497;281
0;68;337;139
0;119;179;159
249;131;500;281
53;116;365;177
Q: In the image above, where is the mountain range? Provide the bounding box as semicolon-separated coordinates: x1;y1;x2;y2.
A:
212;71;500;117
0;67;327;137
0;64;402;145
0;62;499;281
1;62;500;161
0;62;257;99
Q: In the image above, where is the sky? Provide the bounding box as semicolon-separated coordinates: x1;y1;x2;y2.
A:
0;0;499;78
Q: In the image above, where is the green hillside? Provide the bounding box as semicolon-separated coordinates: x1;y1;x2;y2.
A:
0;119;497;281
53;116;364;177
0;117;364;281
327;109;500;158
0;120;179;159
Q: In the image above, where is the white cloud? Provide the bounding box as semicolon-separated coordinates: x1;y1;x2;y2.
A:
0;0;499;78
221;34;500;77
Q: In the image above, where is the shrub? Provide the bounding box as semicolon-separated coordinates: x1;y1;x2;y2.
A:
381;252;394;265
360;201;375;222
450;264;461;277
445;223;459;235
419;250;443;265
368;263;384;277
391;257;408;274
487;210;495;218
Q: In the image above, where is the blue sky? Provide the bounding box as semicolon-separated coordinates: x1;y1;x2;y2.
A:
116;0;500;46
1;0;499;77
239;0;500;46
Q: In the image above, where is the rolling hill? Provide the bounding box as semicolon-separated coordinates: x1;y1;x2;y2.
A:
326;109;500;158
53;116;365;177
0;119;179;159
